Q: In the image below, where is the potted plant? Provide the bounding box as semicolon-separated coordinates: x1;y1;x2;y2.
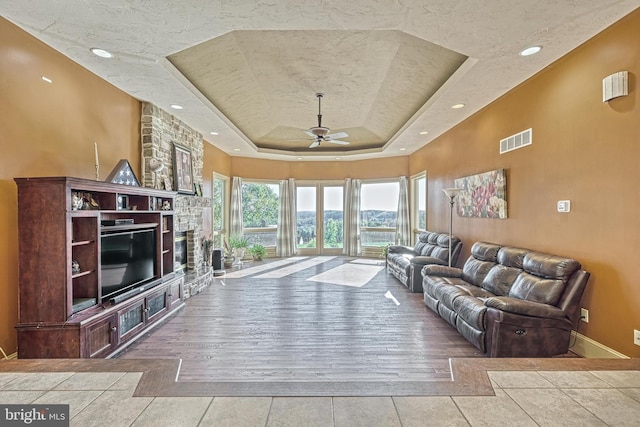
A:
229;235;250;260
248;243;267;261
223;236;235;268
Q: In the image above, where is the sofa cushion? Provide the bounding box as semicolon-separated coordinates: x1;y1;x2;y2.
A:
470;242;501;261
453;295;487;330
461;258;496;286
481;265;521;296
455;284;496;299
498;246;529;268
523;252;581;280
508;272;566;305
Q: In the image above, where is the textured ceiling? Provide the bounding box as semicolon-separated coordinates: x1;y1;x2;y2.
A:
2;1;639;160
168;30;467;152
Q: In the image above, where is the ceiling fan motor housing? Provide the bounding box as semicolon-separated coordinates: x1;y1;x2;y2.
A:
310;127;330;137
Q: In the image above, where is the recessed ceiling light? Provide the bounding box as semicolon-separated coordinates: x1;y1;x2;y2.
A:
170;104;183;110
519;46;542;56
335;157;342;160
296;157;303;160
233;148;241;151
451;103;465;109
90;48;113;58
399;148;407;151
41;76;52;83
209;131;219;136
419;131;429;135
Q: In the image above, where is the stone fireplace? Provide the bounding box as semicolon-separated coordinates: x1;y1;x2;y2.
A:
140;102;212;298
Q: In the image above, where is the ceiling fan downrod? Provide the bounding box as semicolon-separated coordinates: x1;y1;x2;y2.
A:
316;92;324;128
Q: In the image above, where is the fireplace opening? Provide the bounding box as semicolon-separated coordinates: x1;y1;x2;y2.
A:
175;231;187;272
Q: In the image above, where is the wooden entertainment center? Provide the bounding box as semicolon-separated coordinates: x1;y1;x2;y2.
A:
14;176;184;358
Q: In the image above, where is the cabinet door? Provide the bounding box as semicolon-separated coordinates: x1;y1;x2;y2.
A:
167;277;183;309
84;315;117;358
118;299;146;344
146;287;169;323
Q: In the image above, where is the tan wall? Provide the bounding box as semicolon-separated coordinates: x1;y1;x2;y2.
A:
202;140;232;197
231;155;409;180
0;18;141;353
410;9;640;356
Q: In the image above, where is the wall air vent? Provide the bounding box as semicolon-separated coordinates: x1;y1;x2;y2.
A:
500;128;532;154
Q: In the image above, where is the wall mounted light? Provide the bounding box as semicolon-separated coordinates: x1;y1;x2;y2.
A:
602;71;628;102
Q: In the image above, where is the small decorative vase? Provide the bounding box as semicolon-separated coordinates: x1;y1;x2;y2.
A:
223;255;235;268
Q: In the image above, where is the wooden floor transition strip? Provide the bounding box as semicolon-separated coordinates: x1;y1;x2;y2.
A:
2;358;639;397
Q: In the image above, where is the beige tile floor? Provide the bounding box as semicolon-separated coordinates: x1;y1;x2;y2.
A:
2;370;640;426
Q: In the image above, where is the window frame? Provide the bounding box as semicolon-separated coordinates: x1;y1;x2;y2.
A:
411;172;427;244
359;179;400;255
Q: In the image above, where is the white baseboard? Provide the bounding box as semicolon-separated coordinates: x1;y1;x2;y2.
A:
571;332;629;359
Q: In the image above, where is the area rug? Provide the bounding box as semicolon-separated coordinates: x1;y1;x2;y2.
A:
306;262;384;287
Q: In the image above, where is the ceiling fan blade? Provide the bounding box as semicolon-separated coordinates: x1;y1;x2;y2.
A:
303;130;315;137
327;139;350;145
309;140;320;148
325;132;348;140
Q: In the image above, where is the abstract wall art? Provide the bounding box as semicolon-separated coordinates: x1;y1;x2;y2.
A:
454;169;507;219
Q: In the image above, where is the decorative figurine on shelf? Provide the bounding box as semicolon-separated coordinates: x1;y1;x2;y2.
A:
71;192;84;210
82;192;100;210
72;260;80;274
161;200;171;211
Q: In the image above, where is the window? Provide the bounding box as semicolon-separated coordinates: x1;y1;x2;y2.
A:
360;181;399;248
241;181;279;247
411;173;427;242
212;174;228;249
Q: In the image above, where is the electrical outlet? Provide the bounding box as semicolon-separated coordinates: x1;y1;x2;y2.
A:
634;330;640;346
580;308;589;323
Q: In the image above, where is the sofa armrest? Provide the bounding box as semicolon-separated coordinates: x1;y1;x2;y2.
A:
422;265;463;278
387;245;416;256
411;256;447;267
484;296;567;319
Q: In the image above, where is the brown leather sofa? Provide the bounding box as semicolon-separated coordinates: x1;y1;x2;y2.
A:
422;242;590;357
386;231;462;293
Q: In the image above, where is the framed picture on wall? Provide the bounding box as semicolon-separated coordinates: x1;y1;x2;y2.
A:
172;143;194;194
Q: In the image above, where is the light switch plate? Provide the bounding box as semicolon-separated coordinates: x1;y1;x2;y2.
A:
557;200;571;212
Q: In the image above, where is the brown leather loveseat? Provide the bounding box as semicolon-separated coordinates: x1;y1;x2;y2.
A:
422;242;590;357
386;231;462;293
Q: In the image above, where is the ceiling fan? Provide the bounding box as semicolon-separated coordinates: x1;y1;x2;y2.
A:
302;93;350;148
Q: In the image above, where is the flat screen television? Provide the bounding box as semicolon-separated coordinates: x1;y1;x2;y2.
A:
101;227;156;302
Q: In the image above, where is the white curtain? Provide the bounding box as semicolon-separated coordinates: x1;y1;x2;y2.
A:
396;176;411;246
277;178;297;257
343;178;361;256
230;176;243;238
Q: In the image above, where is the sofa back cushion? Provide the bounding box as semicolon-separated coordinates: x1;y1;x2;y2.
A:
482;265;521;296
461;242;501;286
412;232;460;264
522;252;581;280
480;246;529;296
413;232;430;254
508;272;566;305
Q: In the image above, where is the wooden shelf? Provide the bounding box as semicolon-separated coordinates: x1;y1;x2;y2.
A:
14;176;180;359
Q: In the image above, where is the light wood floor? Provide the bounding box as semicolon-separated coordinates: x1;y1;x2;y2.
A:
118;256;484;388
